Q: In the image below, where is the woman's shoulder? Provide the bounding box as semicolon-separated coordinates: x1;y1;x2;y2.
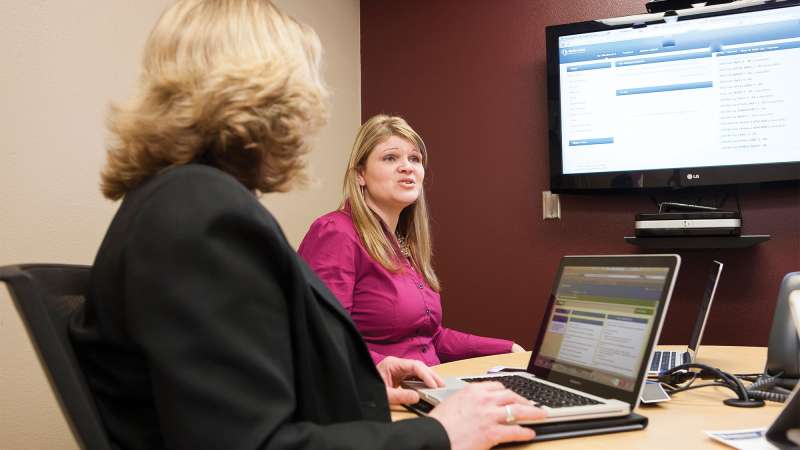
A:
299;208;363;257
308;209;357;237
130;163;254;208
124;163;281;240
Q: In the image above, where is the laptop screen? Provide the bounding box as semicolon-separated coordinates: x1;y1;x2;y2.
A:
528;255;680;404
687;261;723;353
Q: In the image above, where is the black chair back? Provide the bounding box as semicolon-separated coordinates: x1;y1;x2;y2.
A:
0;264;112;450
766;272;800;383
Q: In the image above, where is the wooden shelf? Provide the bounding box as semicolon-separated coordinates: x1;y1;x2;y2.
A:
624;234;771;249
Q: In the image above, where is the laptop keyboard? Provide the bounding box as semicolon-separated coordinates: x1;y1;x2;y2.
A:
462;375;602;408
650;351;691;372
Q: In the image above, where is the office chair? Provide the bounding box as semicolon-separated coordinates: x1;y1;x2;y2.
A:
766;272;800;385
0;264;112;450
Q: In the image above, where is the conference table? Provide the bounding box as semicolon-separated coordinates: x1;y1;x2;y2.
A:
391;346;782;449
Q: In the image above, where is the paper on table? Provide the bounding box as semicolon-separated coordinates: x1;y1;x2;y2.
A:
705;428;777;450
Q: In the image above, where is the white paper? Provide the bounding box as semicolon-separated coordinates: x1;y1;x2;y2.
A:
705;428;777;450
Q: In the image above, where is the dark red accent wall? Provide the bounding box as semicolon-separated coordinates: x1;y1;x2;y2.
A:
360;0;800;347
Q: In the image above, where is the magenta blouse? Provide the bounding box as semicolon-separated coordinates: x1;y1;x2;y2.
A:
298;207;513;365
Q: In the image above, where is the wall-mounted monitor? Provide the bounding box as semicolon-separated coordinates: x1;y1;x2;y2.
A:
546;0;800;192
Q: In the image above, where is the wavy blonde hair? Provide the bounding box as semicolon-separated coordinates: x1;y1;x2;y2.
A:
342;115;440;292
100;0;328;200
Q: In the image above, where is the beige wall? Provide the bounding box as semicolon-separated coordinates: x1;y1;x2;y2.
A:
269;0;362;245
0;0;360;448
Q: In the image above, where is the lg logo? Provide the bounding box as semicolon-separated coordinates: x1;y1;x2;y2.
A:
686;173;700;180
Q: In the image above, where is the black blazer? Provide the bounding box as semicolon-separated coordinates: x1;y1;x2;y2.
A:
69;164;449;450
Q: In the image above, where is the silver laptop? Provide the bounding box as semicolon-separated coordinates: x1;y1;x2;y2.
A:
407;254;681;424
648;260;723;376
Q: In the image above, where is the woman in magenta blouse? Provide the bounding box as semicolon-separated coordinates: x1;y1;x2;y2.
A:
299;115;524;365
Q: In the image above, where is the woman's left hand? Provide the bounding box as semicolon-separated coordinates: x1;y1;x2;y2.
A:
510;343;526;353
376;356;445;405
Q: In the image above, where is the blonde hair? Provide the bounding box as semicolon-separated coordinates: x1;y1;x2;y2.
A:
100;0;328;200
342;115;440;292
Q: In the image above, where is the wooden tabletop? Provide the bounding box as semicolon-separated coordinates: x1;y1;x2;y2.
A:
392;346;780;449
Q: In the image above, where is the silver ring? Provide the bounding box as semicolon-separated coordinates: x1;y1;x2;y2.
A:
504;404;515;424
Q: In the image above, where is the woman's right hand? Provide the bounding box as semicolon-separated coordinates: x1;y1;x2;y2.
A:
428;382;546;450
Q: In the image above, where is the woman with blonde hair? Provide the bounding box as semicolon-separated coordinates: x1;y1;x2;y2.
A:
68;1;543;449
299;115;524;366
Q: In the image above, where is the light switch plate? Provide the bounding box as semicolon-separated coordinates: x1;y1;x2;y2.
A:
543;191;561;220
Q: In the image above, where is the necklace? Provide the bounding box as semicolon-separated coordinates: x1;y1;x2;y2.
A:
396;233;411;258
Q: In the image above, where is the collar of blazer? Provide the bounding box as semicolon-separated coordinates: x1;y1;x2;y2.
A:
298;258;385;377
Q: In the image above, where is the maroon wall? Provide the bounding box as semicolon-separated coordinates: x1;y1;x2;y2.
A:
360;0;800;347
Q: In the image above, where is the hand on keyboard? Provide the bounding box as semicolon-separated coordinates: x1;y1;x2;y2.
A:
429;382;546;450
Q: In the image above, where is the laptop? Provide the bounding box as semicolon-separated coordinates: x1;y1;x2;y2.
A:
647;260;723;376
406;254;681;424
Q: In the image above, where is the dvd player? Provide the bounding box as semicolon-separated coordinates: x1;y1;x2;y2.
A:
635;211;741;237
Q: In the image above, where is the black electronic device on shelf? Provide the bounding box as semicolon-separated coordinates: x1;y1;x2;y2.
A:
634;212;741;236
634;202;742;237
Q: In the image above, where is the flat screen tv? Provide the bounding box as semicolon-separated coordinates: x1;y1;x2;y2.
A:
547;0;800;192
